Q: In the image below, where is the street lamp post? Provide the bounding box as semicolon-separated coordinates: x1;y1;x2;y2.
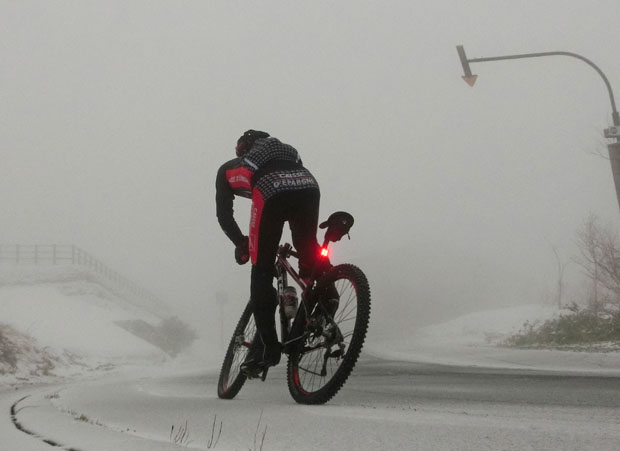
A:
456;45;620;210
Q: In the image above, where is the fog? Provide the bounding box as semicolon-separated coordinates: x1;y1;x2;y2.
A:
3;1;620;343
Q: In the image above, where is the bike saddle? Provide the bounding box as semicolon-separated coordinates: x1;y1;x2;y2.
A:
319;211;354;242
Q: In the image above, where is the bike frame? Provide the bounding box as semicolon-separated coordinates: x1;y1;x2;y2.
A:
273;211;353;354
274;242;329;350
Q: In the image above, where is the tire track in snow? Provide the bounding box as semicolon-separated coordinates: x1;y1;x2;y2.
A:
10;395;83;451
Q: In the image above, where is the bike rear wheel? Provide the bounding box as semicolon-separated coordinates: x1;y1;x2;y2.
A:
217;301;256;399
287;264;371;404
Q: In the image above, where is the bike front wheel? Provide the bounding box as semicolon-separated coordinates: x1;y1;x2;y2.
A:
217;300;256;399
287;264;371;404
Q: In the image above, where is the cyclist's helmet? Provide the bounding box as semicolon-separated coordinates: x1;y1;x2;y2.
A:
235;130;270;157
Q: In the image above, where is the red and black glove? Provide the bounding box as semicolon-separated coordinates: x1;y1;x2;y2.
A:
235;236;250;265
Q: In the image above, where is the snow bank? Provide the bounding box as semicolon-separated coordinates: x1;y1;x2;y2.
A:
411;304;561;347
1;266;169;386
366;304;620;374
0;323;83;385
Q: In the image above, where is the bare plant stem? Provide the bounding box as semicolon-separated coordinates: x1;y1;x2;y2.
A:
253;409;268;451
207;414;222;449
170;420;192;447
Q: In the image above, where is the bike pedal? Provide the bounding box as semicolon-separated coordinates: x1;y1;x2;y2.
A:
241;367;259;379
242;365;270;380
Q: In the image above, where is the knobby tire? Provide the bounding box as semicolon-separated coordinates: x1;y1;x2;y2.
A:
286;264;371;404
217;300;255;399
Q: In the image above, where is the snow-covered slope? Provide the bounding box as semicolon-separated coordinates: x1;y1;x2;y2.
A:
1;266;169;385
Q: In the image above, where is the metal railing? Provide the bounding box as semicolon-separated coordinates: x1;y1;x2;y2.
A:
0;244;170;319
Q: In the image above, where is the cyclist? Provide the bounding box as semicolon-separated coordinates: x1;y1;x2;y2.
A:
215;130;324;375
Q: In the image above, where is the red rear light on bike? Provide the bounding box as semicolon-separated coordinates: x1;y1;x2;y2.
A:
319;247;329;258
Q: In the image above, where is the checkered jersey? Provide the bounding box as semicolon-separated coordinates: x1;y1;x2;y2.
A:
241;137;301;170
216;137;320;245
255;169;319;200
240;137;318;200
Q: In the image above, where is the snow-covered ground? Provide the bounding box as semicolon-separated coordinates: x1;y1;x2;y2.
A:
3;265;620;384
2;267;620;451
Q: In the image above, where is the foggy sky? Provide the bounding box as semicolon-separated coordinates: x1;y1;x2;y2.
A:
2;1;620;339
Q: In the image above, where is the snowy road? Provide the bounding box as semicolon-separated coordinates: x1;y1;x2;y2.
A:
3;356;620;451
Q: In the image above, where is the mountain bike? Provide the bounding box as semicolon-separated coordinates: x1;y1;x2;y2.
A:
217;211;371;404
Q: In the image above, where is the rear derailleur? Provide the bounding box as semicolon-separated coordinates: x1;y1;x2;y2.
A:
306;316;346;376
